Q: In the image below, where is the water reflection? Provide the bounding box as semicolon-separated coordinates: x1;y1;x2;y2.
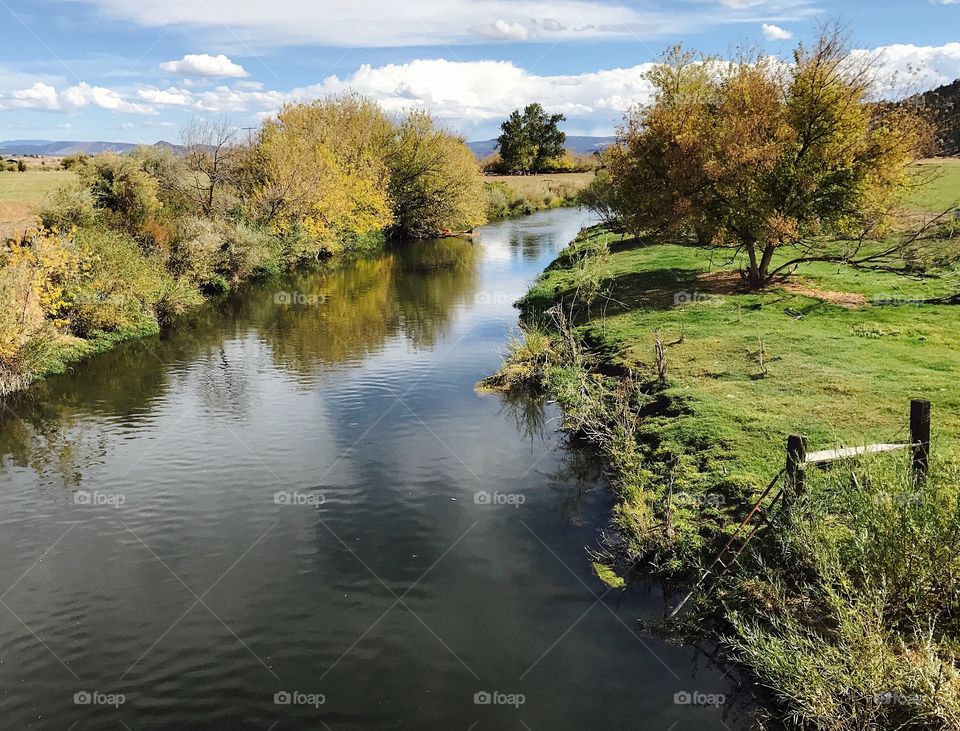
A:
0;209;744;730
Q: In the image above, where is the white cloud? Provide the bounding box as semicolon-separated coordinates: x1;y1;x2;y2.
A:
10;82;61;111
68;0;817;48
61;82;156;114
2;40;959;137
470;20;530;41
137;86;194;106
855;42;960;94
159;54;248;78
0;81;155;114
292;59;656;124
762;23;792;40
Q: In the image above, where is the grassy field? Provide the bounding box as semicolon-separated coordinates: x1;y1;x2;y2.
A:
483;171;594;195
0;170;75;237
484;172;593;219
500;161;960;728
522;230;960;488
908;158;960;212
519;161;960;493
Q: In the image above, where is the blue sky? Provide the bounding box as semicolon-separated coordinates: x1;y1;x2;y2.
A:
1;0;958;143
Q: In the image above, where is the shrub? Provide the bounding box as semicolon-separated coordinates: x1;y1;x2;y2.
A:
61;154;89;171
0;230;81;393
725;459;960;729
67;227;171;336
221;222;282;280
79;154;162;234
168;216;227;290
39;185;99;231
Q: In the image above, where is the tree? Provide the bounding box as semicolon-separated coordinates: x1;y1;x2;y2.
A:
496;103;566;174
247;95;395;256
590;31;932;288
182;118;244;217
387;111;487;238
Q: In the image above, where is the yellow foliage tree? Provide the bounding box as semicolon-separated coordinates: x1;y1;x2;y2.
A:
251;95;394;255
592;30;933;288
387;111;487;238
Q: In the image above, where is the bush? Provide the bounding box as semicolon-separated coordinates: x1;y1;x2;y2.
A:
79;154;162;234
0;231;82;394
725;459;960;729
39;185;99;231
221;222;282;280
61;154;89;171
168;216;227;290
66;227;173;336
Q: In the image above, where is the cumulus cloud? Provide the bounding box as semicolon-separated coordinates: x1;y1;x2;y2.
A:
61;82;156;114
160;54;248;77
3;40;960;135
762;23;792;40
855;42;960;93
0;81;154;114
10;82;61;111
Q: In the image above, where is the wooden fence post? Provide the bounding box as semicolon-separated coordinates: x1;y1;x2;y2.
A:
911;399;931;484
786;435;807;499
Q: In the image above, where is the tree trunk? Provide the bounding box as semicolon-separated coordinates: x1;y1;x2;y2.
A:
744;242;777;289
745;242;762;288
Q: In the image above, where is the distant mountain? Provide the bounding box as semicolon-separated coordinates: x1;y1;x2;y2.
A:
2;136;619;159
468;135;617;159
0;140;181;156
913;79;960;157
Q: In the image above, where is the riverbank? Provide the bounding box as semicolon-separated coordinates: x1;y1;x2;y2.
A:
484;172;591;219
1;101;491;398
485;180;960;726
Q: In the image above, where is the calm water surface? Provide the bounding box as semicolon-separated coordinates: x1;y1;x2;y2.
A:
0;208;743;729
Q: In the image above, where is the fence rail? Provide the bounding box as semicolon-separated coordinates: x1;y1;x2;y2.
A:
669;398;932;619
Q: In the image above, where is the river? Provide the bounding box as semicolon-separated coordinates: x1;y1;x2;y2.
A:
0;207;741;729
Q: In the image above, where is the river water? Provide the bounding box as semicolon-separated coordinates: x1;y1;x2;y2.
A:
0;208;741;729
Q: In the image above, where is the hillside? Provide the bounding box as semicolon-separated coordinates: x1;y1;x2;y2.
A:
0;139;181;156
916;79;960;156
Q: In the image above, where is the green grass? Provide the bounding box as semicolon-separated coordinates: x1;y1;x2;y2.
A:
522;228;960;492
483;171;594;196
0;170;76;237
0;170;76;207
907;160;960;213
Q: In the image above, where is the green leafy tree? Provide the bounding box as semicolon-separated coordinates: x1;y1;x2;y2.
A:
496;103;567;174
590;31;932;288
387;111;487;238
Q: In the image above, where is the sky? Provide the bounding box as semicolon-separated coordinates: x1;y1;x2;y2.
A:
0;0;959;143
